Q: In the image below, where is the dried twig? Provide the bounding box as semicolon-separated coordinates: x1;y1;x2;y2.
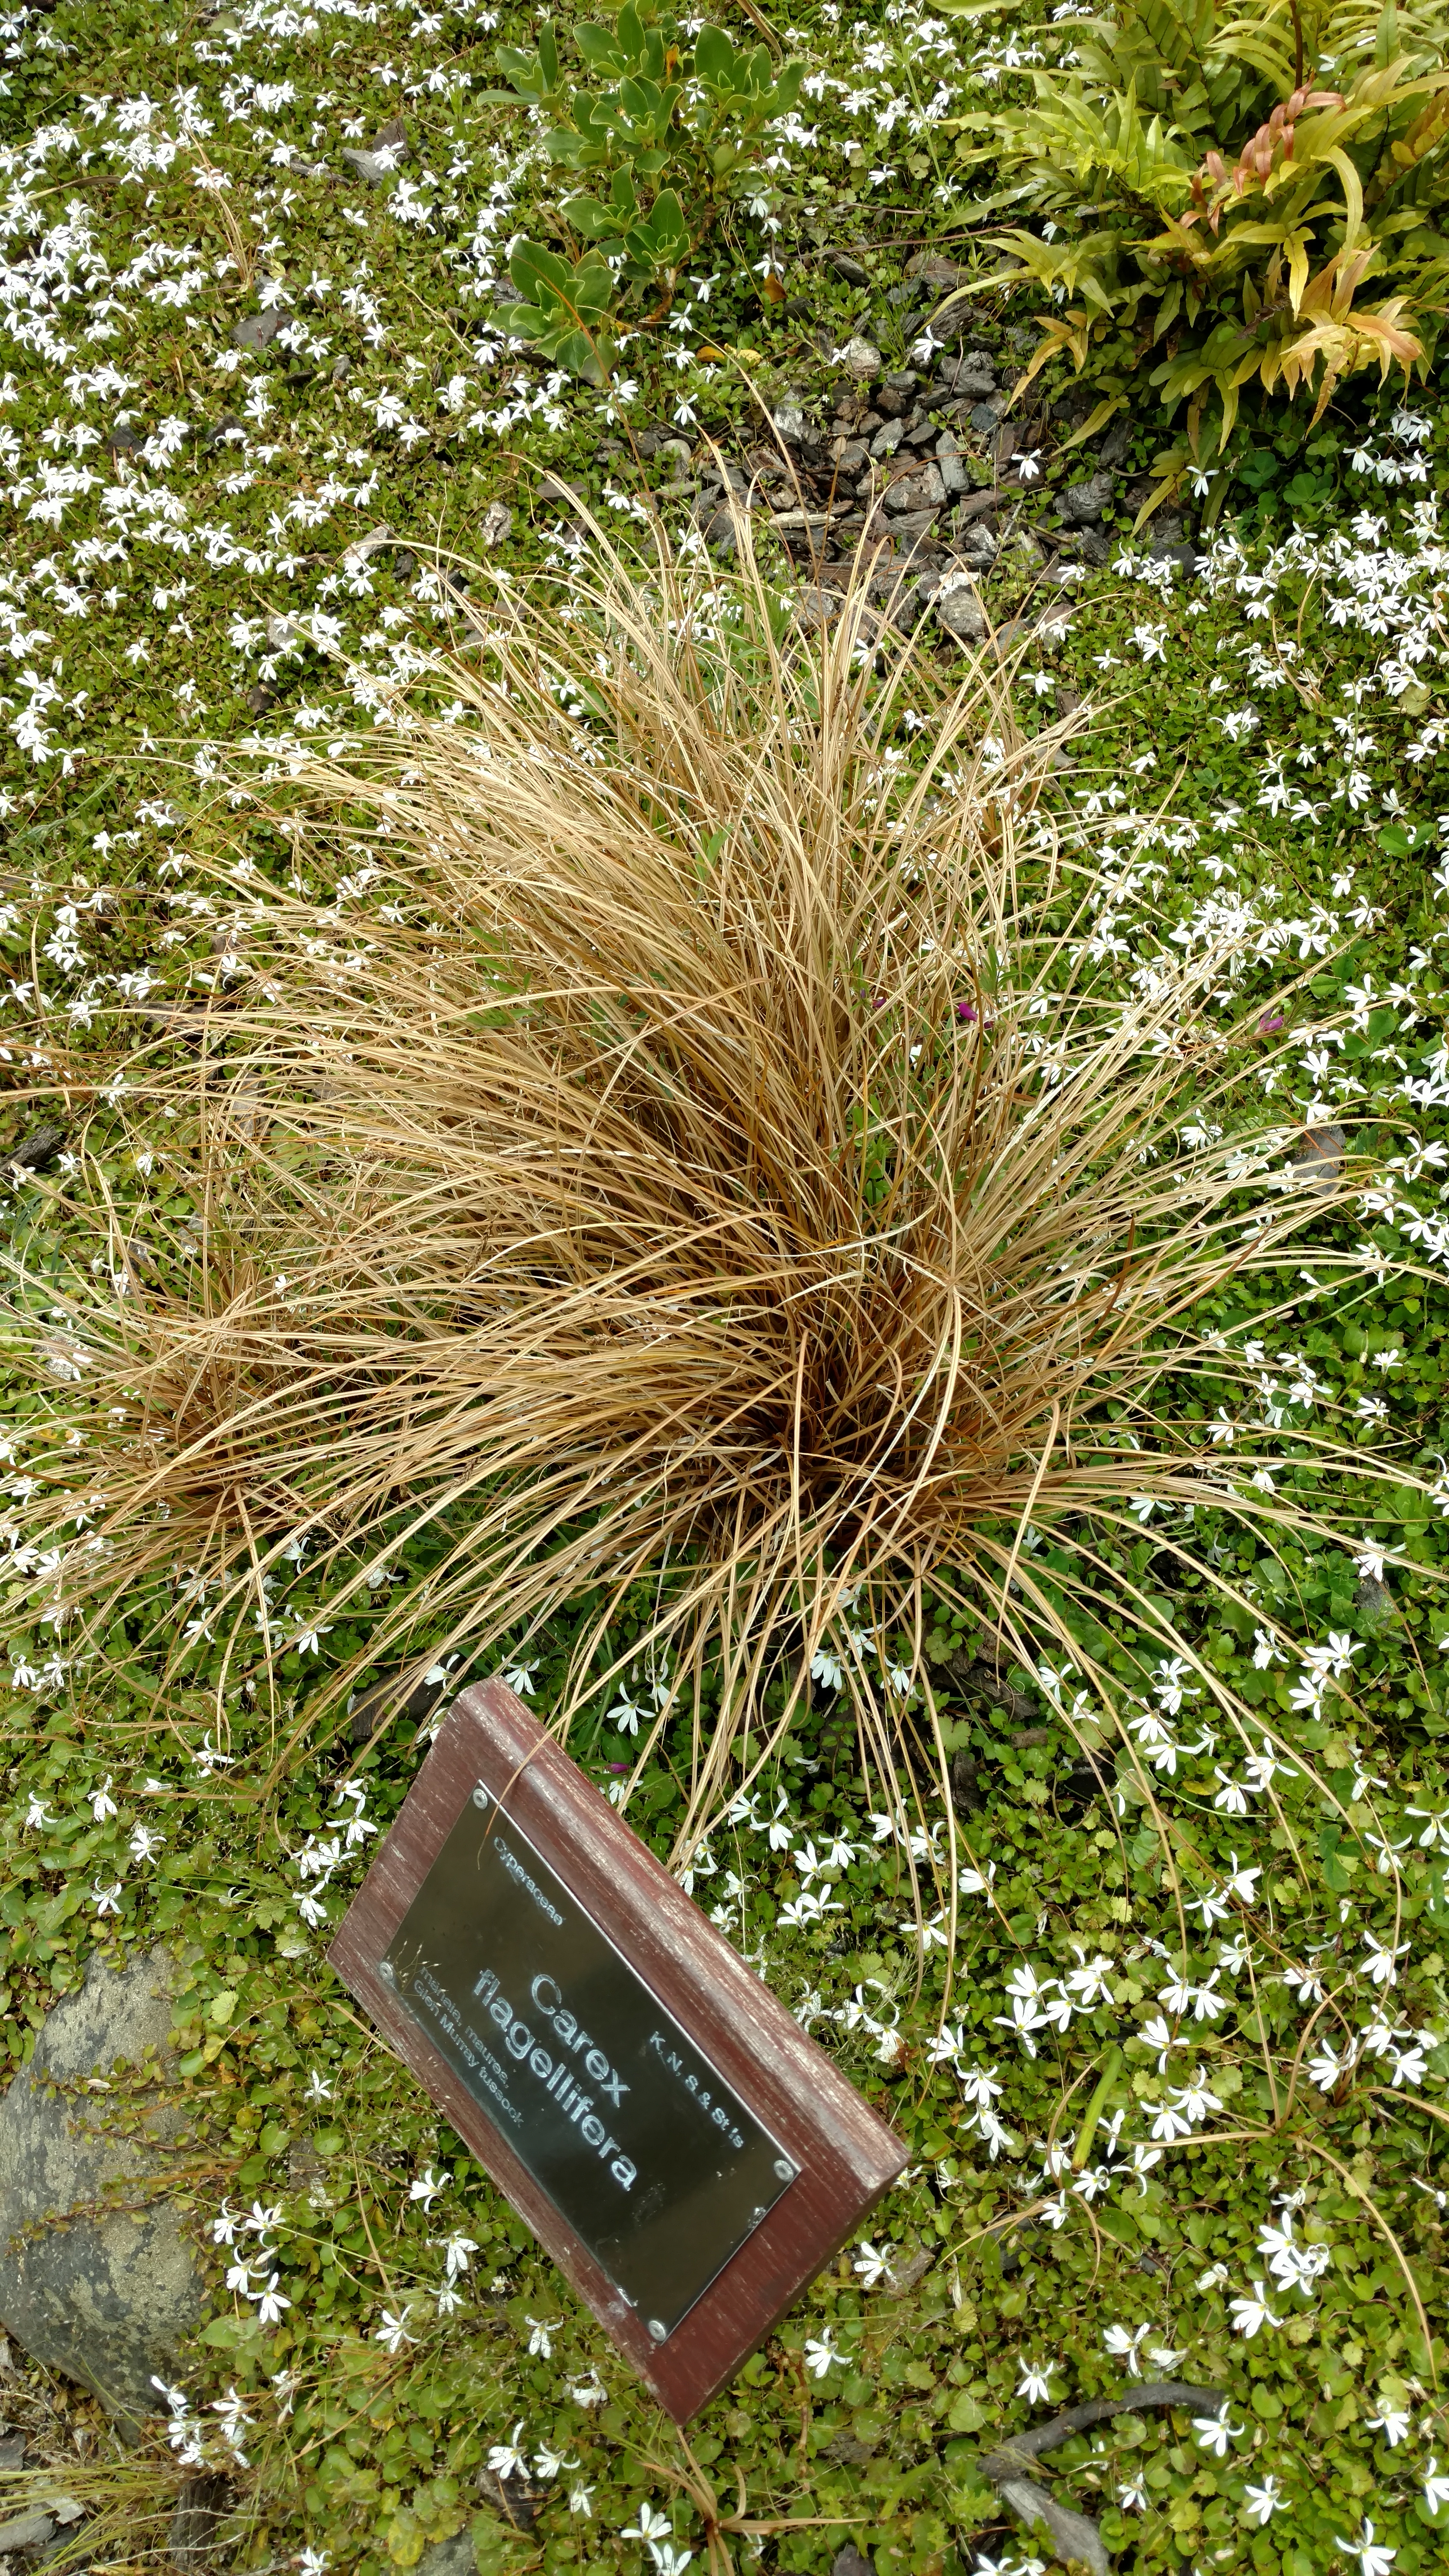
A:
976;2381;1226;2576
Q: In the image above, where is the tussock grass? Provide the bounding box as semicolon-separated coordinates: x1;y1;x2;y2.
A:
21;526;1412;1842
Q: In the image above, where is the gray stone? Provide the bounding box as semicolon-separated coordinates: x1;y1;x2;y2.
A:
795;585;843;632
873;506;939;548
0;2508;58;2550
340;122;408;187
1292;1122;1346;1188
771;399;807;444
969;398;1003;434
1059;469;1115;526
417;2536;481;2576
905;251;969;290
1099;416;1132;469
885;463;945;514
0;1946;204;2431
991;613;1037;659
935;577;986;645
1356;1573;1395;1628
955;487;1001;528
479;499;513;550
342;522;396;576
934;433;969;496
538;473;587;512
832;2549;876;2576
229;309;282;351
838;334;880;380
955;521;998;571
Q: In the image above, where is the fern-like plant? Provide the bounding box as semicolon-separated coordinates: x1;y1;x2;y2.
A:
944;0;1449;496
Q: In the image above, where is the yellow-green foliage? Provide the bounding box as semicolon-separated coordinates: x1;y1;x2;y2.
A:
946;1;1449;466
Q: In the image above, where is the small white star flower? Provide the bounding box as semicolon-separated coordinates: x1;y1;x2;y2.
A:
488;2423;530;2481
1367;2406;1411;2447
253;2274;291;2325
1334;2520;1396;2576
622;2503;671;2543
374;2306;417;2355
1243;2473;1286;2524
1193;2410;1243;2457
1229;2278;1283;2337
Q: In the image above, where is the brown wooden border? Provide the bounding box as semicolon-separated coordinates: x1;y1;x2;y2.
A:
328;1678;906;2420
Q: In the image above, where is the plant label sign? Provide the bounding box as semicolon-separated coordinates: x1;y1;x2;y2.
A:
330;1678;906;2419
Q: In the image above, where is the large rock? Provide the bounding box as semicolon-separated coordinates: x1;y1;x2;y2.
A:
934;576;987;645
0;1946;204;2432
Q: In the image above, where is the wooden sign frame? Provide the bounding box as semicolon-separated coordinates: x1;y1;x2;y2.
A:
329;1678;906;2420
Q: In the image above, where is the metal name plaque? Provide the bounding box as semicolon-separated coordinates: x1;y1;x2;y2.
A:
380;1785;796;2340
330;1680;906;2419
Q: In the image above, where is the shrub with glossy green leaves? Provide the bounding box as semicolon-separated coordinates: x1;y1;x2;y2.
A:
490;7;803;380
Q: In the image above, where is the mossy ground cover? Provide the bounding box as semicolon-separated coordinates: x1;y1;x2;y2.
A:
3;3;1449;2573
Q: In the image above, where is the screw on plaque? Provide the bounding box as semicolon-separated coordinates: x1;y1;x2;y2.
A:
472;1784;490;1810
378;1960;396;1984
750;2205;767;2226
646;2320;668;2344
773;2158;795;2181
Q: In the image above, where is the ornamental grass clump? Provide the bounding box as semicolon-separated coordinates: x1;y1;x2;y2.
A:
18;527;1405;1835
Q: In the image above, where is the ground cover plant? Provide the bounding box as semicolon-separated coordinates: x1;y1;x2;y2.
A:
2;3;1449;2575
